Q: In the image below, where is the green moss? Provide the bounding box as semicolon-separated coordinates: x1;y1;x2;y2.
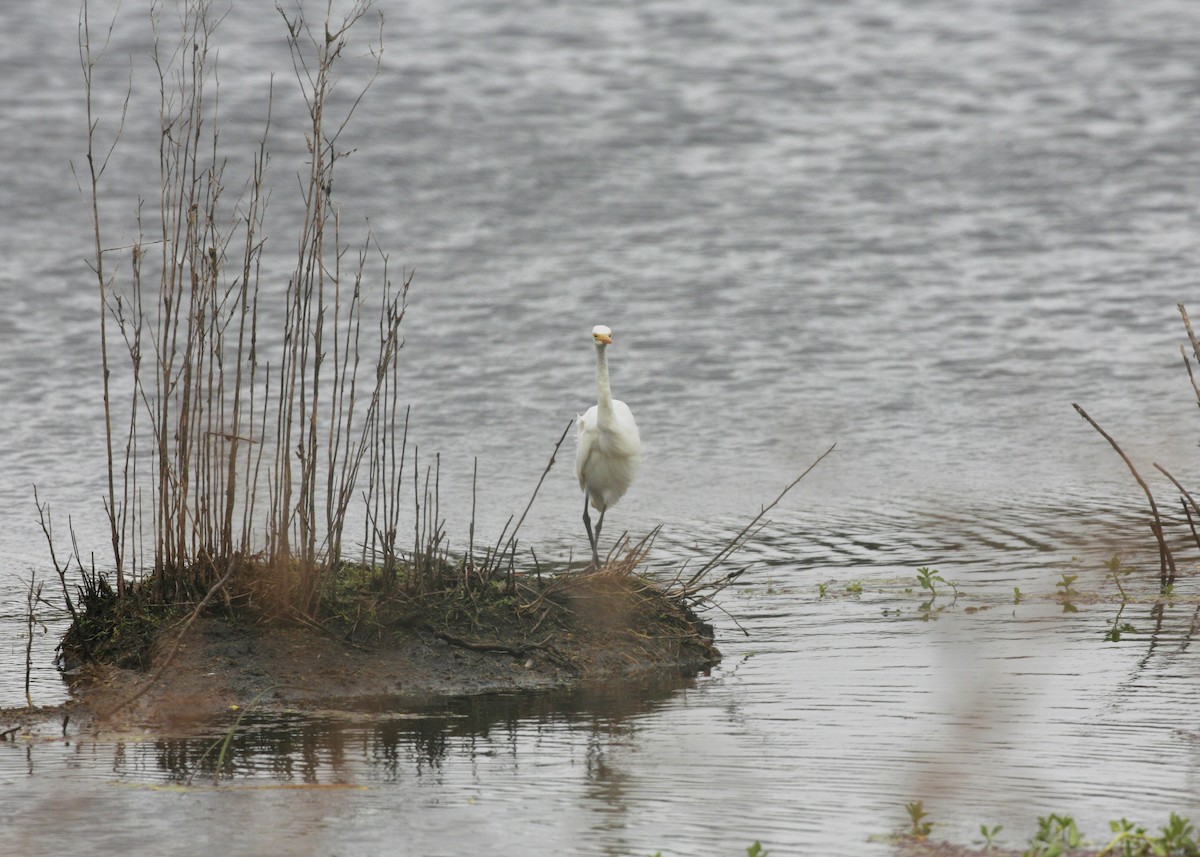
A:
59;575;180;670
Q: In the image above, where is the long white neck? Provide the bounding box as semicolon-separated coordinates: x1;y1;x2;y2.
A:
595;343;613;423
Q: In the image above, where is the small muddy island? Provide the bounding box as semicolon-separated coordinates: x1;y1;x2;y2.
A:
44;564;719;735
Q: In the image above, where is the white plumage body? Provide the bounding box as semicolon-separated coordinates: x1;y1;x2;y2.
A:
575;398;641;512
575;324;642;565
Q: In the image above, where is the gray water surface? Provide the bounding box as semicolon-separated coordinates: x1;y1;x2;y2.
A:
5;0;1200;853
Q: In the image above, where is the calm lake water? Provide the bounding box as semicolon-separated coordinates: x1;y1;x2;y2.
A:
5;0;1200;853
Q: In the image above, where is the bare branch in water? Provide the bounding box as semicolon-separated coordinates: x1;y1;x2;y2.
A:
678;442;837;595
34;487;85;650
1073;404;1176;588
1181;498;1200;556
1153;462;1200;521
1179;304;1200;379
25;570;44;708
1179;344;1200;410
492;419;575;575
1155;462;1200;557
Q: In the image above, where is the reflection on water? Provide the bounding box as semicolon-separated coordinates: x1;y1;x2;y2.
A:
7;559;1200;855
138;679;697;785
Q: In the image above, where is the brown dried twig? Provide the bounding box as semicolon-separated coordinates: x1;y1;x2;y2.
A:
25;571;43;709
1153;462;1200;521
677;442;837;596
1177;303;1200;408
1073;404;1176;588
33;487;85;651
1154;463;1200;556
1179;304;1200;373
488;419;574;577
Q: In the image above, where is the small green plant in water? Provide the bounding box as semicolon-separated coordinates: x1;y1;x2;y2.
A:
902;811;1198;857
916;566;960;600
977;823;1004;850
906;801;933;838
1056;573;1080;613
1103;817;1149;857
916;566;945;595
1106;554;1136;602
1105;619;1138;643
845;580;863;596
1056;573;1079;598
1014;586;1024;604
912;567;957;621
1024;813;1082;857
1156;811;1199;856
651;844;768;857
1104;596;1137;642
1098;812;1199;857
817;582;828;599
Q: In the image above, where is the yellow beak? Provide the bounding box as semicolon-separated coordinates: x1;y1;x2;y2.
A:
594;332;613;345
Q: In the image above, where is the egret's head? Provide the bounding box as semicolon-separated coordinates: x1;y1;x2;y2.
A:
591;325;613;346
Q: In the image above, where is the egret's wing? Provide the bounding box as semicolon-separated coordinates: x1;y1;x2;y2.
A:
574;411;594;490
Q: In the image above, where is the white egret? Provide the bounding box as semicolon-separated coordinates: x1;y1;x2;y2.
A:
575;324;642;567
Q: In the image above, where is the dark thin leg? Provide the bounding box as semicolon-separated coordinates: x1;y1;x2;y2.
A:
595;508;606;563
583;495;599;567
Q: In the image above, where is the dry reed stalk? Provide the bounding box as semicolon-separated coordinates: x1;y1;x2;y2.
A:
34;489;85;646
1153;463;1200;522
1179;304;1200;389
601;527;661;578
1181;499;1200;555
74;0;403;619
487;419;574;580
25;571;43;708
469;458;479;574
218;102;270;561
1073;404;1176;588
78;0;128;596
673;442;837;599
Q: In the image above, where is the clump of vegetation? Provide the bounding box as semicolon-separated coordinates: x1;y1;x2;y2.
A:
893;804;1200;857
907;801;934;838
319;531;719;674
916;566;957;598
978;824;1004;850
1098;813;1200;857
1024;813;1084;856
58;569;175;670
